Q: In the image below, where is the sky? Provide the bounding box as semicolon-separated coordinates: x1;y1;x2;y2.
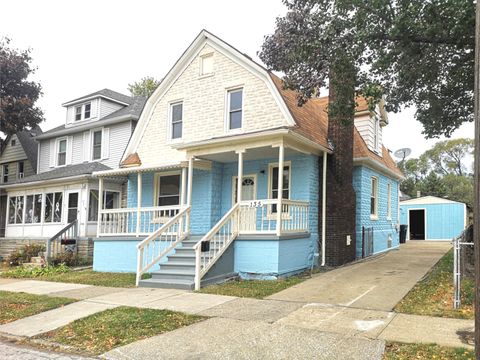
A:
0;0;474;160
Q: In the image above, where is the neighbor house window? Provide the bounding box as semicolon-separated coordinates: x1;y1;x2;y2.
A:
84;103;91;119
75;106;82;121
18;161;24;179
227;89;243;130
88;190;120;221
170;102;183;139
8;196;24;224
156;174;180;206
57;139;67;166
387;183;392;219
370;177;378;218
10;139;16;146
92;130;102;160
25;194;42;224
269;164;290;213
75;102;91;121
200;53;213;76
44;192;63;223
2;164;9;183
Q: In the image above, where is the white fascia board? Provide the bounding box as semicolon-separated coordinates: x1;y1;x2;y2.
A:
354;157;404;181
0;175;91;190
62;95;130;107
400;195;464;205
122;30;297;163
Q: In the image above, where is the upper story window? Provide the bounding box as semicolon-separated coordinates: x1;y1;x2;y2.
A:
200;53;213;76
227;88;243;130
57;139;67;166
10;139;16;146
75;102;92;121
18;161;24;179
2;164;8;183
370;177;378;218
170;102;183;140
92;130;102;160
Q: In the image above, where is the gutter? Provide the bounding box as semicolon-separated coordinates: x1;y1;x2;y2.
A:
36;114;138;140
0;174;92;190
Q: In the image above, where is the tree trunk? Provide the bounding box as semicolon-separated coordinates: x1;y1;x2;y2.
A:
324;54;357;266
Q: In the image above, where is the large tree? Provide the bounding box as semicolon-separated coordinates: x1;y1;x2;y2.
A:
0;38;44;136
127;76;160;98
260;0;475;137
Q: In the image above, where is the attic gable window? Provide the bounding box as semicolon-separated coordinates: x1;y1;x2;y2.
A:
200;53;213;76
227;88;243;130
75;102;92;121
170;102;183;140
11;139;16;146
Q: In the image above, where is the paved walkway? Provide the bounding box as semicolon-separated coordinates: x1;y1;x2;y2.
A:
269;241;452;310
0;241;473;359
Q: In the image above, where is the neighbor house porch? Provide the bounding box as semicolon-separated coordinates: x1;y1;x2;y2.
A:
93;133;328;289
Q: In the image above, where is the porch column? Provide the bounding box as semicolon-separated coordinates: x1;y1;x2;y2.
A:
276;143;284;236
181;167;187;207
136;172;142;237
236;150;244;203
96;177;104;237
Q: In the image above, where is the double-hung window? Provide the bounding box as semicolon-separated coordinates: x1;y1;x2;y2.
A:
75;102;91;121
18;161;24;179
227;89;243;130
75;106;82;121
84;103;91;119
57;139;67;166
2;164;9;183
269;164;290;213
92;130;102;160
170;102;183;140
156;174;180;206
370;177;378;218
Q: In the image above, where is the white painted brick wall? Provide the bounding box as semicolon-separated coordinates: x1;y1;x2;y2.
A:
136;44;289;166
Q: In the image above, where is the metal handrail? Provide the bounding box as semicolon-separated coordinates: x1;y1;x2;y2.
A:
46;219;78;261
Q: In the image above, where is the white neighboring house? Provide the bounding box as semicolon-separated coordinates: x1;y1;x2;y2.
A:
0;89;146;248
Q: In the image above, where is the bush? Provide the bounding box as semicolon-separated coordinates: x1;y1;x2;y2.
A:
7;243;45;266
3;264;71;278
49;253;90;267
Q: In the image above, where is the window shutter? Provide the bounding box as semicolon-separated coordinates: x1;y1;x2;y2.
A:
83;131;91;162
102;128;110;159
67;136;73;165
49;140;55;167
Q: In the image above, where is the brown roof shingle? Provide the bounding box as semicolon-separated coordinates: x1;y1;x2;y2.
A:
270;74;403;178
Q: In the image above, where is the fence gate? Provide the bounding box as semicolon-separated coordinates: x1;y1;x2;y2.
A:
362;226;374;258
453;226;473;309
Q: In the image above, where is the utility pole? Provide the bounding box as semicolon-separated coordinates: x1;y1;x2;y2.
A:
474;1;480;358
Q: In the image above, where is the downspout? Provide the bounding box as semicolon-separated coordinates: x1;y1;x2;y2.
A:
321;151;327;266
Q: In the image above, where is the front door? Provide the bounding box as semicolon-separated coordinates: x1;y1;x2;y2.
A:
233;175;257;231
67;192;79;223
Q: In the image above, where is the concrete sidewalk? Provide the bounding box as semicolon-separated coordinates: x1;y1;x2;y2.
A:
269;241;451;310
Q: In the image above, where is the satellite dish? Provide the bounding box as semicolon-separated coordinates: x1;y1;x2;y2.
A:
394;148;412;160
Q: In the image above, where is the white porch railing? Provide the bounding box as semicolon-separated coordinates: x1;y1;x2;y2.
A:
135;206;191;286
194;203;240;290
98;206;181;236
238;199;309;234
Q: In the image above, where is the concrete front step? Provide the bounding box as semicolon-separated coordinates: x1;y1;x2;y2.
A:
151;269;195;281
138;278;194;290
159;262;195;272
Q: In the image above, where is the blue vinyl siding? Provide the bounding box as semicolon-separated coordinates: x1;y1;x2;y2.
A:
400;202;466;240
353;166;400;258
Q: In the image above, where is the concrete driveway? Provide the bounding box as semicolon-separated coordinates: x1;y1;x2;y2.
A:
268;241;451;311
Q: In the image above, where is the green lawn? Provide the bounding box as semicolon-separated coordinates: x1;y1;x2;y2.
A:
395;249;474;319
0;291;76;324
1;268;151;288
384;342;474;360
37;306;205;355
199;276;305;299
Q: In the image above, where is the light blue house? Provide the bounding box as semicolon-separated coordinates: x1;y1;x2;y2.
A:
400;196;466;241
91;31;403;289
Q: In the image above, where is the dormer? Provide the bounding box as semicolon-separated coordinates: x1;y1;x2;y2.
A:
62;89;133;127
354;98;388;156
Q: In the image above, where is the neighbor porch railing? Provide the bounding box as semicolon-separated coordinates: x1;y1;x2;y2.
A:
98;205;182;236
135;206;191;286
238;199;309;234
